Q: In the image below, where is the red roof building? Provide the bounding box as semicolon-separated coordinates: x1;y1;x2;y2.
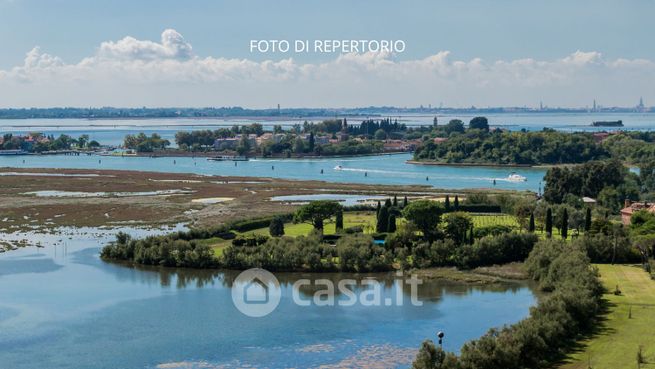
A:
620;199;655;225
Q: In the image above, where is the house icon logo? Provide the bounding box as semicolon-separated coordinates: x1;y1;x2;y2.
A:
231;268;281;317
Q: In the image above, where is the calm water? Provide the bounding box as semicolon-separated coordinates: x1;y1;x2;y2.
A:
0;112;653;145
0;226;535;369
0;153;545;191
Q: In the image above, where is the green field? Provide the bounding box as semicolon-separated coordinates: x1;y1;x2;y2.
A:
205;212;523;255
206;211;378;255
471;214;519;228
561;264;655;369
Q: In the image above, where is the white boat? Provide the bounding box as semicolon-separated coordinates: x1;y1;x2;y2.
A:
334;165;343;170
506;172;527;182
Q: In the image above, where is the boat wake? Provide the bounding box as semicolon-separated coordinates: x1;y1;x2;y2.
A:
335;166;527;183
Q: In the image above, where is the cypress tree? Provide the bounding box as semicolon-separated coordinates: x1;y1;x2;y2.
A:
545;208;553;238
445;195;451;211
454;195;459;210
335;210;344;231
377;206;389;233
269;216;285;237
388;214;397;233
393;195;398;207
529;212;535;232
585;208;592;232
308;131;315;152
468;225;475;244
561;208;569;240
385;198;392;208
403;196;408;207
376;201;381;216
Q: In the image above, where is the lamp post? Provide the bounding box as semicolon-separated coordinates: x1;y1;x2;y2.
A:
437;331;445;347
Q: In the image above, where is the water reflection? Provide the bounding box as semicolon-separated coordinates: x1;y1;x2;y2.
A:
0;225;537;369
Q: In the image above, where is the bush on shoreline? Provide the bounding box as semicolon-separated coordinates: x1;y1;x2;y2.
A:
412;240;603;369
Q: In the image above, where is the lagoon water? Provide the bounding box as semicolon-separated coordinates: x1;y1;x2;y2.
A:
0;153;545;191
0;112;653;146
0;226;536;369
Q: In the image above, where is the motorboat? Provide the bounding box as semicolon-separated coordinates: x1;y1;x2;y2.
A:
506;172;527;182
334;165;343;170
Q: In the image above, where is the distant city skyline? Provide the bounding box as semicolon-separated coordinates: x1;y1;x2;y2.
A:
0;1;653;108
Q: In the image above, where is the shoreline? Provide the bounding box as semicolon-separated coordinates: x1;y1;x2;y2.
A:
142;151;409;159
407;160;575;169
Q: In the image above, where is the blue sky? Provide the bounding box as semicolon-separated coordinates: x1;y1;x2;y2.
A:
1;0;652;67
0;0;653;107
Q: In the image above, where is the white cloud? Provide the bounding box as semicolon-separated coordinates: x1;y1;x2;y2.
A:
0;29;654;108
96;29;193;61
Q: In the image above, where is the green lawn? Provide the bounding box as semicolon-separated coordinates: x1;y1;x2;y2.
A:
206;212;378;255
471;214;519;228
561;264;655;369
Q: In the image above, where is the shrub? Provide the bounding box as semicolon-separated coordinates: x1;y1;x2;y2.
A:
269;216;285;237
456;233;539;269
419;239;603;368
574;234;641;263
474;224;513;238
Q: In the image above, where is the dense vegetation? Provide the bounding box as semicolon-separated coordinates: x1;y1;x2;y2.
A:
414;125;609;165
123;133;170;152
99;232;219;268
602;131;655;165
1;133;100;152
412;239;603;369
542;157;655;213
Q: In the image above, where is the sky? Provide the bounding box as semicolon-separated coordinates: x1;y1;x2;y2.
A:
0;0;653;108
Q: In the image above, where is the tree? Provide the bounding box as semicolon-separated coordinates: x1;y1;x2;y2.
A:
468;225;475;245
335;210;344;231
77;134;89;148
376;201;382;215
445;195;451;211
585;207;592;232
236;135;251;155
433;116;438;127
269;216;285;237
388;214;397;233
403;196;409;207
377;206;390;233
412;340;456;369
444;212;472;245
308;131;315;152
514;200;534;230
469;116;489;131
561;208;569;239
444;119;465;135
374;129;388;140
393;195;398;207
529;213;535;232
402;200;445;240
293;137;305;154
294;200;343;231
385;198;393;208
454;195;459;210
545;208;553;237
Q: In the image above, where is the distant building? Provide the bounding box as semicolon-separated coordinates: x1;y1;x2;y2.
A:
433;137;448;144
213;137;239;150
582;197;597;206
592;132;610;143
383;139;421;152
620;199;655;225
